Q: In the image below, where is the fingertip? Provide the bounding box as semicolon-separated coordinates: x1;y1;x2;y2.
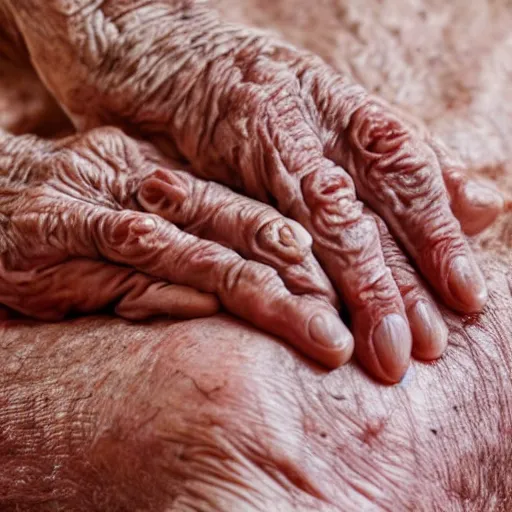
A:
408;300;449;360
307;312;354;368
447;256;488;313
454;180;504;235
372;314;412;384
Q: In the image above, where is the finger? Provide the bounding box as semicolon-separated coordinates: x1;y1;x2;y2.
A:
0;259;219;321
136;168;337;305
371;211;448;360
429;139;504;235
335;99;488;314
298;163;411;382
62;204;353;368
255;97;412;382
352;98;504;234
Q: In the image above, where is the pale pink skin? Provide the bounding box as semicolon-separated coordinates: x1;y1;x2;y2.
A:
1;249;511;510
0;0;505;383
0;1;512;510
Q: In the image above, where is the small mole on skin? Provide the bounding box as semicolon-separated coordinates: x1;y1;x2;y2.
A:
430;429;438;435
320;432;328;439
453;405;459;412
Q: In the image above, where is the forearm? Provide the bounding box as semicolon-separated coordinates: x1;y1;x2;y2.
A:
1;294;512;510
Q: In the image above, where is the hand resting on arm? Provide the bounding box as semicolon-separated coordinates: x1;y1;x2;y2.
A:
0;0;505;381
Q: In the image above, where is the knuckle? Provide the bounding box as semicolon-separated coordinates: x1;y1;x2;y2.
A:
354;265;397;306
399;281;426;305
254;216;310;265
102;212;159;249
348;99;411;160
300;167;363;245
148;169;191;201
223;258;279;295
319;209;399;306
301;167;355;203
348;99;446;214
300;167;359;225
139;169;195;226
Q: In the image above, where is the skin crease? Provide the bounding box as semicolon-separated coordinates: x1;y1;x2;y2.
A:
0;0;505;383
0;0;511;510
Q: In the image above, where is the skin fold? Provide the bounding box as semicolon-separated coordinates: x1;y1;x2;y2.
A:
0;0;511;510
0;0;505;382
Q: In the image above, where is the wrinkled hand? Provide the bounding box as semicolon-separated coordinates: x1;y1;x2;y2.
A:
7;0;504;381
1;127;367;367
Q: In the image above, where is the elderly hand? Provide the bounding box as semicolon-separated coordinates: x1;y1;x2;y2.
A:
6;0;504;381
1;127;368;367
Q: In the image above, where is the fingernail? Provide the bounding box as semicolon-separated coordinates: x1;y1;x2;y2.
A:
409;301;448;360
464;181;504;209
309;313;351;351
373;314;411;383
448;256;488;312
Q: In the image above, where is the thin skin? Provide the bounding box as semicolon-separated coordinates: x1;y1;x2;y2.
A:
0;1;511;510
0;0;505;381
0;127;356;367
0;244;511;511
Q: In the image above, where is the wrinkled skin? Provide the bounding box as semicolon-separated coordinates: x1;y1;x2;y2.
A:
1;126;364;367
2;0;506;382
0;0;512;511
1;123;475;371
1;242;511;511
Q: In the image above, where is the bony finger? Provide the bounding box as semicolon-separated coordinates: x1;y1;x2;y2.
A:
372;211;448;360
116;282;220;320
213;259;354;368
429;140;504;235
80;206;351;368
137;169;337;303
295;163;412;383
343;101;488;314
0;258;219;321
